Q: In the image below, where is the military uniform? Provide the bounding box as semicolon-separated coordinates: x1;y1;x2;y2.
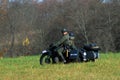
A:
54;33;77;62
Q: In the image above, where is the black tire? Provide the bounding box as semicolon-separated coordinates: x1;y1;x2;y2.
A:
40;54;52;65
78;53;83;62
91;59;95;62
78;57;83;63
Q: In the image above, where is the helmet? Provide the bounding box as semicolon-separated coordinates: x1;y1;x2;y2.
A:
69;32;74;37
69;32;75;40
61;28;67;33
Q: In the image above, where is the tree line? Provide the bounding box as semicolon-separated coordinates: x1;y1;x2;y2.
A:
0;0;120;57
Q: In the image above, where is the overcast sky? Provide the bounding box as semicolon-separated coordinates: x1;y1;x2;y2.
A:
102;0;112;3
9;0;43;2
8;0;112;3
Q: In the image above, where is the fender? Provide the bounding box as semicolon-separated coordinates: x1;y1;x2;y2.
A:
41;50;52;56
42;50;47;54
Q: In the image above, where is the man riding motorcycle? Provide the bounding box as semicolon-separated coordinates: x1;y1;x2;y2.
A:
40;29;100;65
53;28;77;63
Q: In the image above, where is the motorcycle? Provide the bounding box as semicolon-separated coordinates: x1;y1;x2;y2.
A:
39;43;100;65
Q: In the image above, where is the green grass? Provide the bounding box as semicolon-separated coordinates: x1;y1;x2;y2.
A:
0;53;120;80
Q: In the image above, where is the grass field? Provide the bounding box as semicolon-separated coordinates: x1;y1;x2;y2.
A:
0;53;120;80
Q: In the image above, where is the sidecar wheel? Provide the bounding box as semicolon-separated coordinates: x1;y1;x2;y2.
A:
91;59;95;62
40;54;52;65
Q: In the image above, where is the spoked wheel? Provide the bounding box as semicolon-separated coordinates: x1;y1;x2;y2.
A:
40;54;52;65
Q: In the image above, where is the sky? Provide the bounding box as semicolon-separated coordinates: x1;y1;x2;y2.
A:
102;0;112;3
9;0;43;2
8;0;112;3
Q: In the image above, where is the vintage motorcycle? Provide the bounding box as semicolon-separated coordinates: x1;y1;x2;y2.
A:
39;43;100;65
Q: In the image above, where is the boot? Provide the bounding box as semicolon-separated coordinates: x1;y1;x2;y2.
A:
59;52;66;63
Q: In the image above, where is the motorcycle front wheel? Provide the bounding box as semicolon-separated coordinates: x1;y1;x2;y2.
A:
40;54;52;65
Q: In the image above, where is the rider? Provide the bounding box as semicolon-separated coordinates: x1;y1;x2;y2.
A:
53;28;77;63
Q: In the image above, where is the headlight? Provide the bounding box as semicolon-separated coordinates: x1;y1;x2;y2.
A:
83;52;87;56
42;50;47;53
